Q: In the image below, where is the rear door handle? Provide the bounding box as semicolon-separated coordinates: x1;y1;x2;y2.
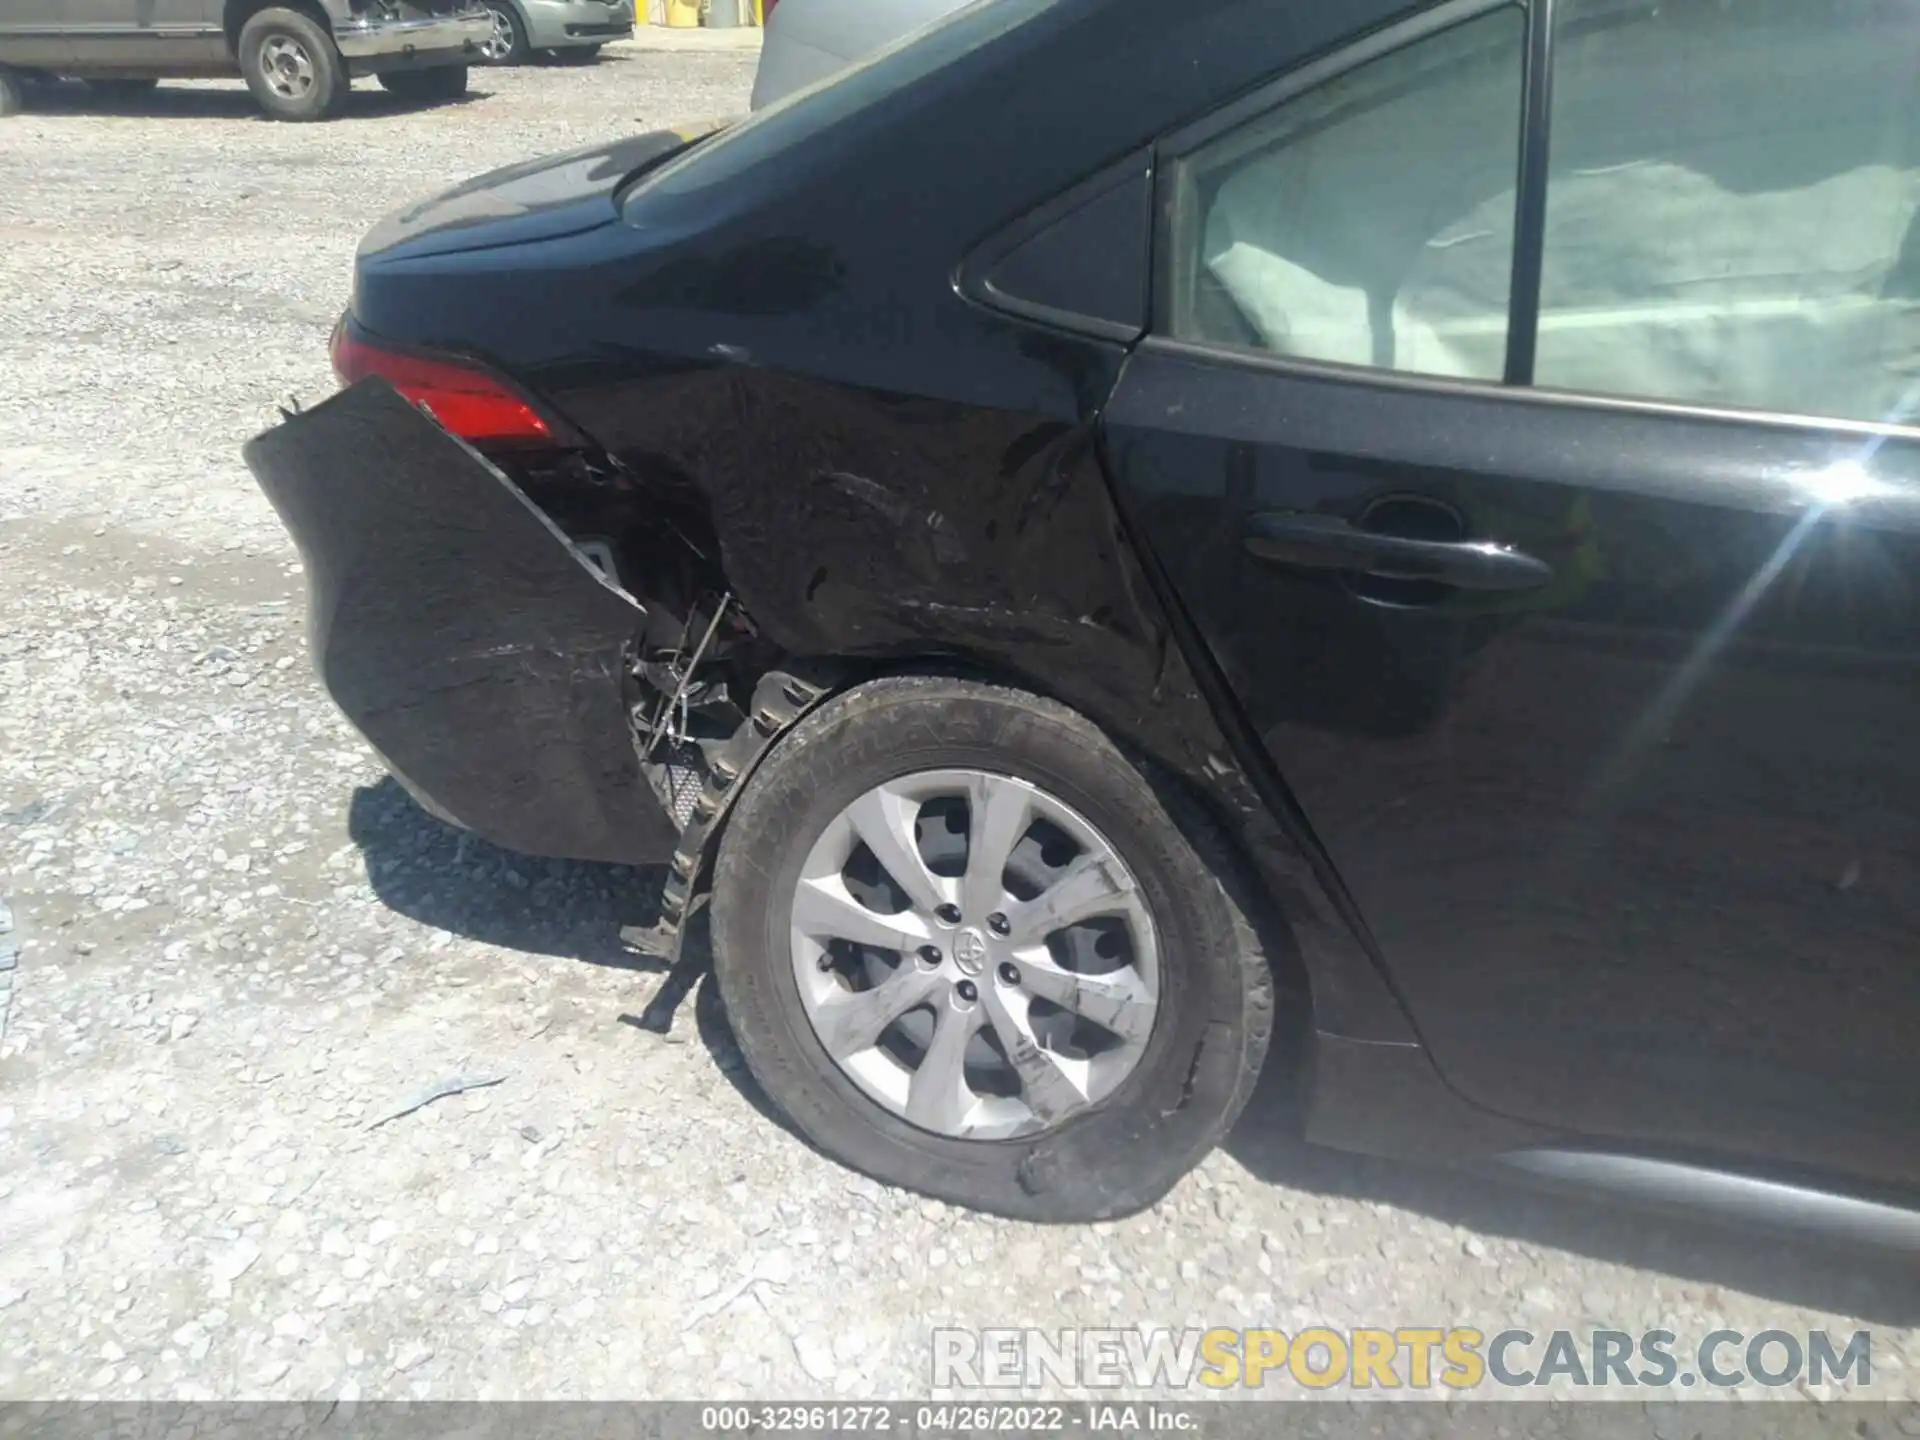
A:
1243;511;1553;593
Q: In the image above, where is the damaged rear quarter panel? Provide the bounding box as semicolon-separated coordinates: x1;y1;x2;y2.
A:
327;0;1425;1041
537;321;1415;1043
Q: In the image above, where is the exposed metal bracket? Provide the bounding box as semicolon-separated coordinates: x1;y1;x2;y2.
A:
640;592;732;762
622;664;836;967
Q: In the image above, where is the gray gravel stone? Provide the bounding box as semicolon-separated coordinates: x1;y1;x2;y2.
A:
211;1237;260;1285
793;1332;837;1383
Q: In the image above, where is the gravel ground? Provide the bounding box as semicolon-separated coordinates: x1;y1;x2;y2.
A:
1;45;1918;1416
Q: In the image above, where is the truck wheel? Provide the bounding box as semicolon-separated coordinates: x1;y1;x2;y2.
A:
239;8;347;122
377;65;469;103
477;1;530;64
708;675;1276;1222
0;69;25;118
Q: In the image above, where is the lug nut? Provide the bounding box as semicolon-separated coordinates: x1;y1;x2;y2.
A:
935;904;963;926
956;980;978;1003
986;911;1009;936
917;945;942;968
998;962;1020;986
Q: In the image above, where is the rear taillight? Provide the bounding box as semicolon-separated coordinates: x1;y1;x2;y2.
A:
761;0;779;19
330;323;556;451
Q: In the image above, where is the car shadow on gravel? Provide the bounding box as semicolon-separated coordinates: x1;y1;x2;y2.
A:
684;920;808;1142
347;777;800;1135
1225;1033;1920;1327
347;775;1920;1316
21;79;490;122
347;776;670;973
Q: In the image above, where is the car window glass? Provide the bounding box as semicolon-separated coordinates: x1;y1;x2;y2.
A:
1537;0;1920;425
1163;7;1526;381
622;0;1056;217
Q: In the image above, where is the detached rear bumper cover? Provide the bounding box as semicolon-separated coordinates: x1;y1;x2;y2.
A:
243;378;677;867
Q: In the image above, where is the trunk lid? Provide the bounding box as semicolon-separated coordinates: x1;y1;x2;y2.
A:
357;121;732;265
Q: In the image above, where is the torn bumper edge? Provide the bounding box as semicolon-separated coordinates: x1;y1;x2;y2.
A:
242;378;679;867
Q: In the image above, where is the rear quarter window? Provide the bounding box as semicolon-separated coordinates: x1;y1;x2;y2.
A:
620;0;1058;223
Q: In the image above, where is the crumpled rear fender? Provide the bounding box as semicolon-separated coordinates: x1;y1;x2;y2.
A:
243;378;678;866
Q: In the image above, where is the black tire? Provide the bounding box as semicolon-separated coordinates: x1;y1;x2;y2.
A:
0;68;25;118
238;8;347;122
478;0;531;64
709;675;1275;1222
377;64;469;103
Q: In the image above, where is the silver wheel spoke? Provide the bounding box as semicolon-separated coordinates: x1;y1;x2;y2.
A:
983;989;1090;1125
792;875;930;952
906;1001;982;1132
486;10;514;55
845;783;952;916
789;766;1161;1141
1002;852;1134;945
1013;951;1154;1043
262;38;313;95
961;773;1031;917
812;964;940;1060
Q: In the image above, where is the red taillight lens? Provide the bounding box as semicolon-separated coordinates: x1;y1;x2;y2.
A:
762;0;779;19
330;324;555;450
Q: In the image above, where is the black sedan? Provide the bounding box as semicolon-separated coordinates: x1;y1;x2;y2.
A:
246;0;1920;1235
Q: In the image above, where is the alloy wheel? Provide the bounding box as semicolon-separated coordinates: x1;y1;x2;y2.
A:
480;6;517;61
259;35;316;100
788;769;1160;1140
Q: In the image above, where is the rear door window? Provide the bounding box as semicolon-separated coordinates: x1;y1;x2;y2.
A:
1161;5;1526;382
1535;0;1920;426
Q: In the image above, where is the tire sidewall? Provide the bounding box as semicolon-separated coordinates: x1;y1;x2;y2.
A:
711;678;1262;1220
240;9;344;122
